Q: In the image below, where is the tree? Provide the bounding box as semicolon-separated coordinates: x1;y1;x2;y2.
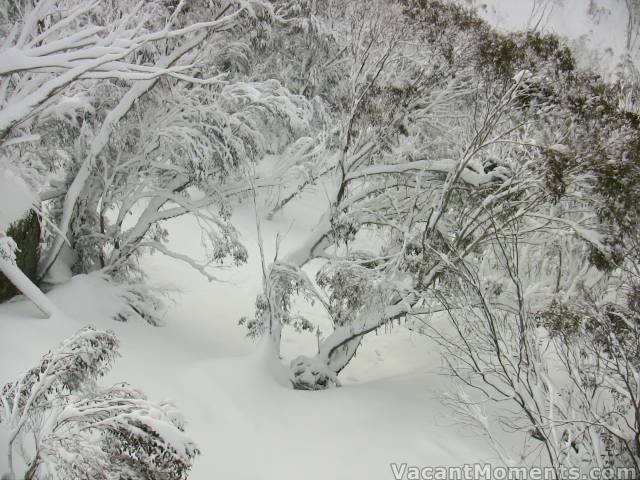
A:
0;327;198;479
241;7;640;441
0;0;311;320
396;1;640;474
243;0;569;389
422;208;639;473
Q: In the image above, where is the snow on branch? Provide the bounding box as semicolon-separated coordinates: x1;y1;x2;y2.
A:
0;327;199;479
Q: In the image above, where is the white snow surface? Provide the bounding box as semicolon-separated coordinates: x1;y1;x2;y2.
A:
0;189;497;479
0;168;36;231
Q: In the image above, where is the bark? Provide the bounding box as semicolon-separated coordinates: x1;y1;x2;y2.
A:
0;211;40;301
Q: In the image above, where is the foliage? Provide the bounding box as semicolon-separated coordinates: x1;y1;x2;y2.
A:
0;327;199;479
233;1;640;474
0;212;40;301
0;0;312;321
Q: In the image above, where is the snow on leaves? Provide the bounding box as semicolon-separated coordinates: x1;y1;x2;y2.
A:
0;327;198;480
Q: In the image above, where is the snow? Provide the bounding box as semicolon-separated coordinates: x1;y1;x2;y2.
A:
0;191;498;479
3;2;613;476
457;0;634;78
0;168;36;231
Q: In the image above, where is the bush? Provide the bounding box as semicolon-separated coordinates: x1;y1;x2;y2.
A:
0;327;199;479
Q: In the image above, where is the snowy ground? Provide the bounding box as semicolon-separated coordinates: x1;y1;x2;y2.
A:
0;190;499;479
0;2;634;479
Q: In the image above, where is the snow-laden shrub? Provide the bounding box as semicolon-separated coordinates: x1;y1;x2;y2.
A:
0;327;198;479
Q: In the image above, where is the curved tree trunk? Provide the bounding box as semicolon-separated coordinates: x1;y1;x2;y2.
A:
290;293;418;389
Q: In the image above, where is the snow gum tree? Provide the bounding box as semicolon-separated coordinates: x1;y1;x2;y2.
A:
244;3;640;438
242;0;568;388
242;4;640;476
392;0;640;474
0;0;312;320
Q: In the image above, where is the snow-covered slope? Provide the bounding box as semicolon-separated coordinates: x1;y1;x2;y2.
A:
0;191;498;479
8;2;628;477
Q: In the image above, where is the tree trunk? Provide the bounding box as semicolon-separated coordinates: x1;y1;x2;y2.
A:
0;259;59;317
0;211;40;301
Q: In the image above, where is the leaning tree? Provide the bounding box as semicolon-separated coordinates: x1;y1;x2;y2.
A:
241;0;589;389
0;0;311;320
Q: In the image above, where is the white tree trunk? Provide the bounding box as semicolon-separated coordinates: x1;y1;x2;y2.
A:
0;260;59;318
